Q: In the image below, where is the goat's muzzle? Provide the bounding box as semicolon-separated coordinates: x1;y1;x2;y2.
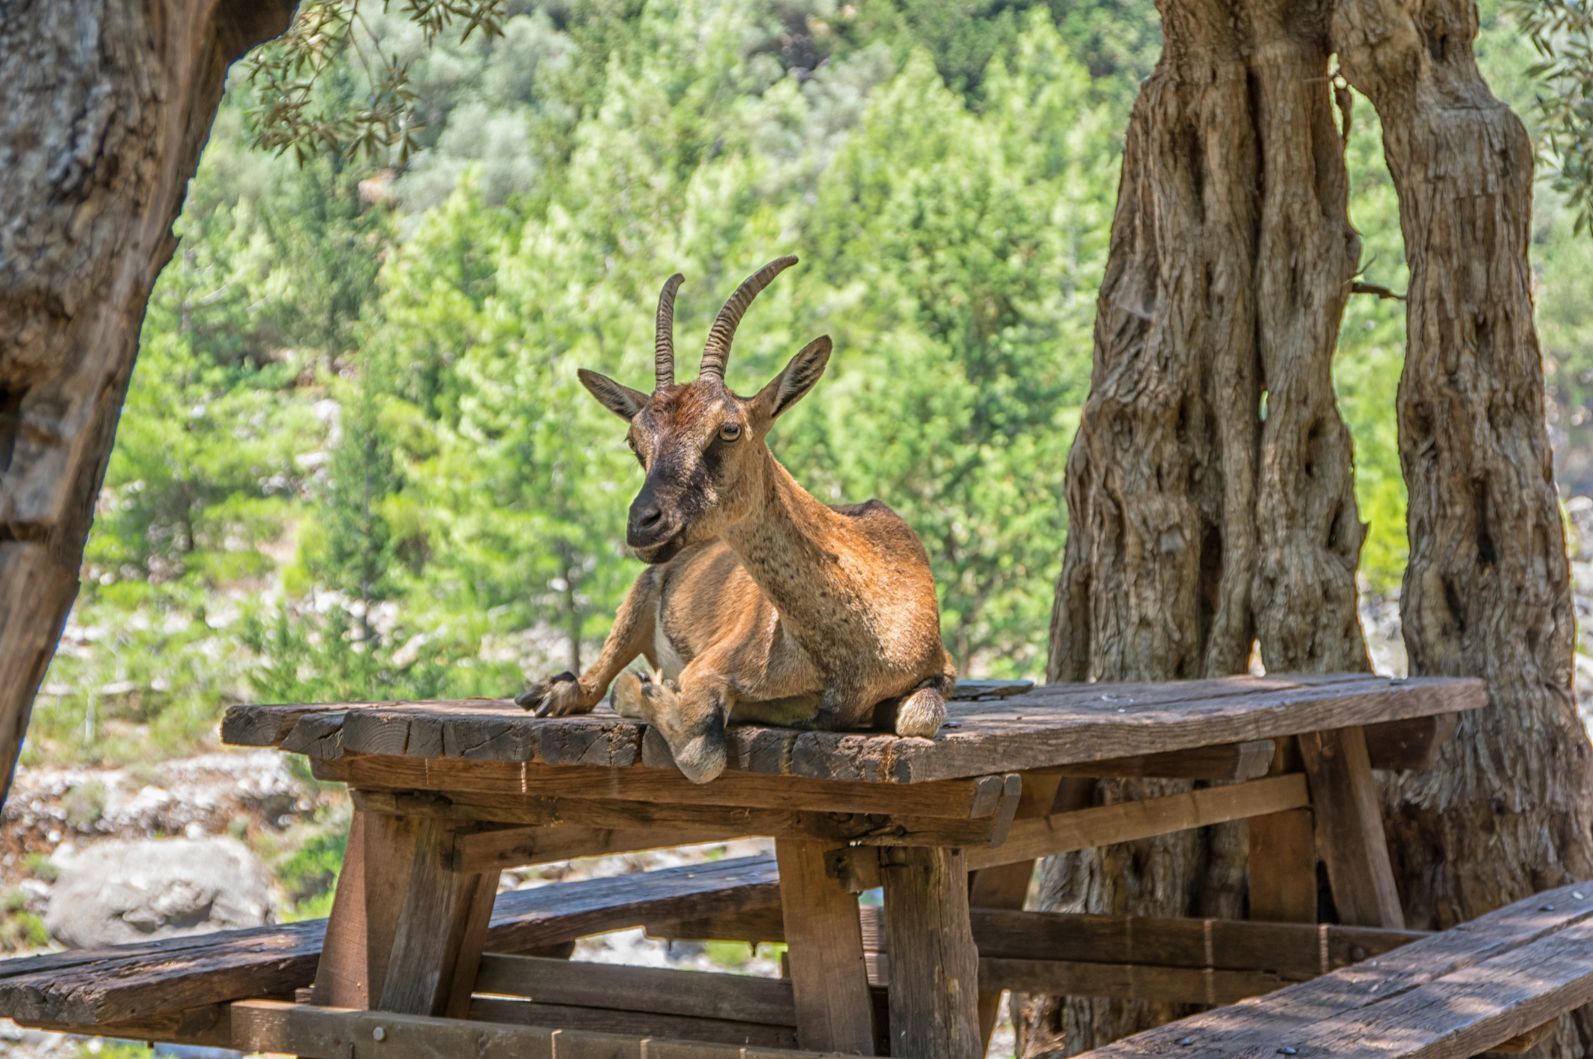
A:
628;484;682;562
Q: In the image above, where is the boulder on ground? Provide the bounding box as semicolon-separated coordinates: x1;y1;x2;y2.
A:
44;836;273;948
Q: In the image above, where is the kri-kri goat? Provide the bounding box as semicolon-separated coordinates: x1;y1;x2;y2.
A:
517;256;955;783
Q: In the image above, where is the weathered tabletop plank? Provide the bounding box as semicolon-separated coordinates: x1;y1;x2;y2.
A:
224;673;1485;783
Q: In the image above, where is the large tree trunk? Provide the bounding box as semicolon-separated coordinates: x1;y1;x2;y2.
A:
1026;2;1369;1053
0;0;296;805
1334;0;1593;1051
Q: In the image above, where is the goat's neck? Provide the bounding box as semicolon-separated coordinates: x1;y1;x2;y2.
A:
722;453;860;639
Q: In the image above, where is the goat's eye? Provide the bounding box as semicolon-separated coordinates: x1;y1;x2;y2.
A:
719;422;742;442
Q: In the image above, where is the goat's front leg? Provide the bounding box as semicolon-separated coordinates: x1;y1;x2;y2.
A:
613;663;733;784
516;570;658;717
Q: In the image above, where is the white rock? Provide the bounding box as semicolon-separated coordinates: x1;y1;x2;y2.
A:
44;836;274;948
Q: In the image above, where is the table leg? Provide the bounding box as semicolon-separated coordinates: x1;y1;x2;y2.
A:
775;837;876;1054
967;776;1091;1052
1247;808;1317;922
312;807;501;1016
1298;726;1405;928
882;846;981;1059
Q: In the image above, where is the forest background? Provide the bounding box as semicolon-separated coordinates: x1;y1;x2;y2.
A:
19;0;1592;783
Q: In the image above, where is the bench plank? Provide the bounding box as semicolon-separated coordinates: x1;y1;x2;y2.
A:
1280;920;1593;1056
0;855;779;1028
1083;881;1593;1057
224;674;1486;783
651;907;1425;981
475;954;797;1026
229;998;848;1059
469;995;797;1048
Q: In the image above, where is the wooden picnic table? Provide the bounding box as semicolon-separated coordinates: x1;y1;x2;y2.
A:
218;671;1485;1059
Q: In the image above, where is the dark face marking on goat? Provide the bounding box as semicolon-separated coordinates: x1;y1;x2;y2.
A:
578;258;832;564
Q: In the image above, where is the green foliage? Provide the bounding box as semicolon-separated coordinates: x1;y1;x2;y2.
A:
0;890;48;952
1507;0;1593;234
21;853;59;883
24;0;1590;768
274;825;349;921
74;1042;152;1059
243;0;508;163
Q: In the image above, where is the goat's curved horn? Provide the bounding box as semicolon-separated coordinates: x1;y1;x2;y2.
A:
654;273;685;391
700;255;798;380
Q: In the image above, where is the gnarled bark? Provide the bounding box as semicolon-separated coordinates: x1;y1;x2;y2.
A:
0;0;297;805
1029;2;1368;1052
1334;1;1593;1052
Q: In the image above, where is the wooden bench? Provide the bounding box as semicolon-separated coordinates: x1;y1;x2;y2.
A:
0;853;779;1044
1081;881;1593;1058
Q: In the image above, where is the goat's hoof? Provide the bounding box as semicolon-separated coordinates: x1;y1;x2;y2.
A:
893;685;945;738
675;735;728;784
612;672;650;720
515;672;586;717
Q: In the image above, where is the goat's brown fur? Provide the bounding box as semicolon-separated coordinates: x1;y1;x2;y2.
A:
517;257;954;783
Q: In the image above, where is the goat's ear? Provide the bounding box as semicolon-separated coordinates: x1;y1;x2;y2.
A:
578;368;649;421
753;336;831;423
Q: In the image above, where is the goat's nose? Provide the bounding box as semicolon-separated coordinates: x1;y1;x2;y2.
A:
634;503;663;530
628;496;668;546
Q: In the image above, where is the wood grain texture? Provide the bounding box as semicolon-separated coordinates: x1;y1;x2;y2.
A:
229;999;852;1058
1247;807;1317;923
474;954;796;1025
224;673;1485;783
0;0;298;809
1335;13;1593;1053
1081;881;1593;1056
1045;740;1276;780
968;773;1082;1048
1298;726;1404;928
825;776;1310;890
1033;7;1374;1048
1363;713;1460;771
469;995;796;1048
0;855;780;1030
968;774;1310;873
352;783;1017;848
446;821;725;873
652;905;1423;978
371;815;500;1016
318;755;1012;817
776;838;876;1054
880;845;981;1059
